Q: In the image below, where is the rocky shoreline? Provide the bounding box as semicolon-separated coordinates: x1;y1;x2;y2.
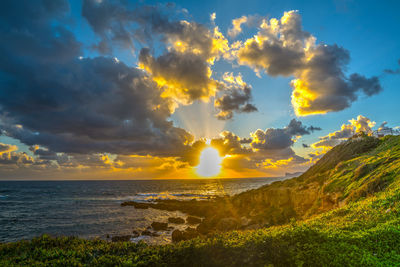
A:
116;198;261;243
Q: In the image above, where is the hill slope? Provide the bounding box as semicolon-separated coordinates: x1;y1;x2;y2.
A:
227;135;399;225
1;135;400;266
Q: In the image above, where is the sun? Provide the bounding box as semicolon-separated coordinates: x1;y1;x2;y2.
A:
196;147;222;177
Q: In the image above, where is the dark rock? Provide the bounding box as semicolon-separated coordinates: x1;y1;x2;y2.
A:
151;222;168;231
111;235;131;242
186;216;202;224
141;230;159;237
171;227;200;242
168;217;185;224
196;215;221;234
132;230;140;238
122;199;216;217
121;201;150;209
183;227;199;239
106;234;110;239
171;229;184;242
196;222;210;235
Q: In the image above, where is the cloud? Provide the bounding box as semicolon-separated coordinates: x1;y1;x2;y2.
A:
83;0;257;120
0;2;384;179
376;121;399;135
0;56;194;156
228;16;248;38
82;1;189;53
349;115;375;135
136;18;230;106
0;143;37;167
139;48;218;105
312;115;375;149
235;10;382;116
291;45;382;116
0;143;17;154
212;119;317;174
227;15;264;39
82;0;136;53
0;0;195;158
384;59;400;75
251;119;320;150
214;73;257;120
171;119;319;176
210;131;252;156
0;151;35;166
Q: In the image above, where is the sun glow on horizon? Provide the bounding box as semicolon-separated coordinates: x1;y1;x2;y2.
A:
196;147;222;177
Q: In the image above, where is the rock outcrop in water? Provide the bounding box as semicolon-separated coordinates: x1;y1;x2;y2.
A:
168;217;185;224
151;222;168;231
186;216;202;224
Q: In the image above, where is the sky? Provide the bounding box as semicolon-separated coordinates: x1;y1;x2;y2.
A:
0;0;399;180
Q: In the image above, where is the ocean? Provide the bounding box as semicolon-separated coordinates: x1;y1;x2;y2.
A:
0;178;285;244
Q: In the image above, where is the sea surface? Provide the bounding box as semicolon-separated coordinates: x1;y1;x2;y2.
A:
0;178;285;244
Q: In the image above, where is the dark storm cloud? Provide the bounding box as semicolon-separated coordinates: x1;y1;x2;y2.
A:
0;142;36;166
0;56;193;156
82;0;134;53
0;143;16;153
292;44;382;115
210;131;252;156
251;128;295;150
0;151;34;166
0;0;193;157
82;0;185;53
82;0;217;58
286;119;321;135
0;0;80;65
251;119;319;150
240;138;252;144
239;41;304;76
308;126;322;132
214;86;257;120
84;0;240;116
349;73;382;97
139;48;217;103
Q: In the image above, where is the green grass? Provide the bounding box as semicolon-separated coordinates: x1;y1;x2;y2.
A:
1;135;400;266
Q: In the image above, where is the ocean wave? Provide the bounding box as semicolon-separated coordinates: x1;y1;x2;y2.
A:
133;192;215;201
135;193;159;197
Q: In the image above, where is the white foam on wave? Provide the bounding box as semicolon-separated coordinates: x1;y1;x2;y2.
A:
133;191;215;202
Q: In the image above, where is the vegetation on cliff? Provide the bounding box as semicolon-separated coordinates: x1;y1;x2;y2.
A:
1;135;400;266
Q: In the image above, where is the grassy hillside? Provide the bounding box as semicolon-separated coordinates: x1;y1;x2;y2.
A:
1;135;400;266
227;135;400;225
